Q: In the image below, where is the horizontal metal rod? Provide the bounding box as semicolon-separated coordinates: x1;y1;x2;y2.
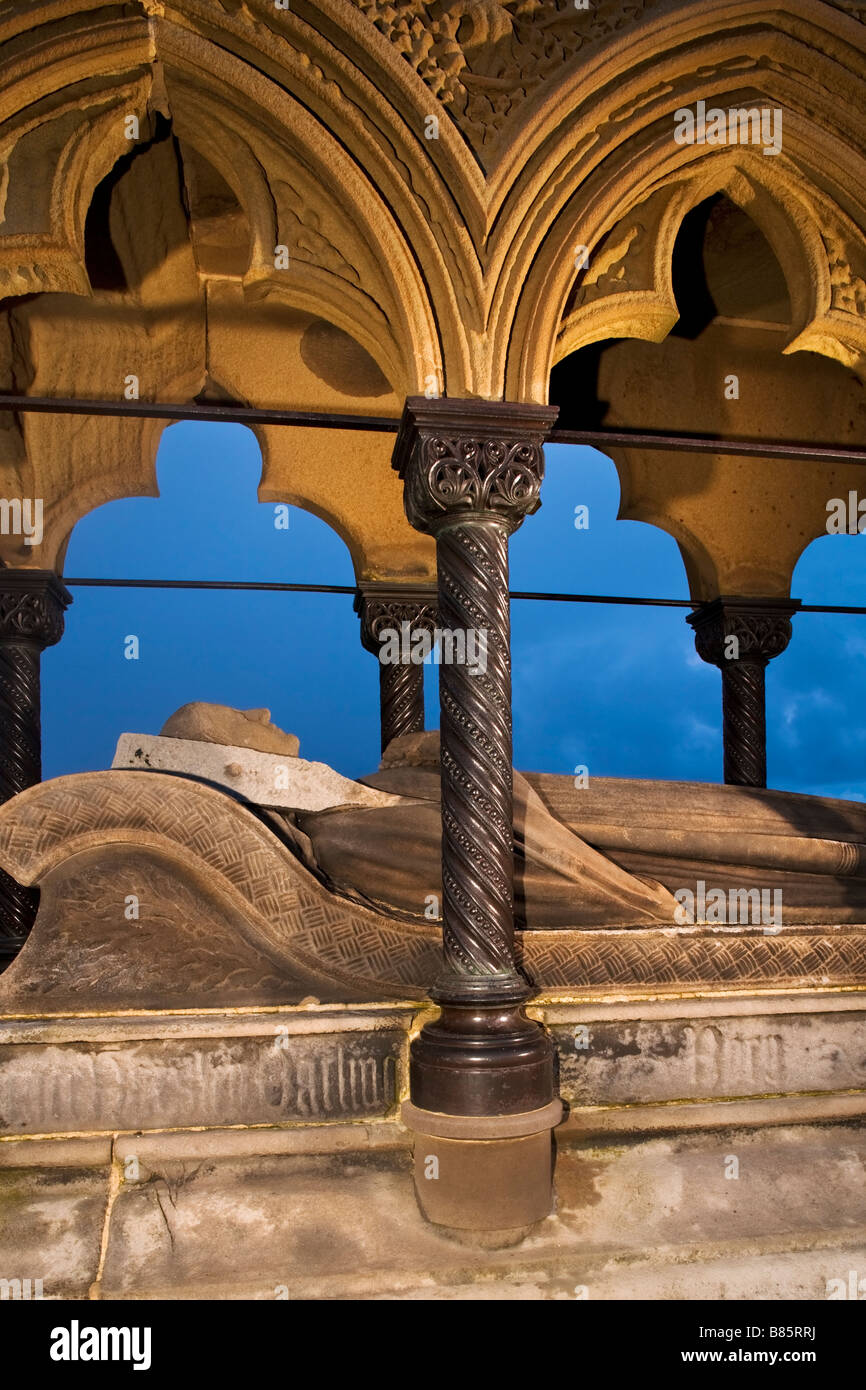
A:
0;394;400;433
1;394;865;465
549;428;866;466
65;578;357;594
61;578;866;614
510;589;691;607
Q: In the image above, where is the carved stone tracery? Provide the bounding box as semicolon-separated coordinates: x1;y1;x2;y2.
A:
354;0;665;155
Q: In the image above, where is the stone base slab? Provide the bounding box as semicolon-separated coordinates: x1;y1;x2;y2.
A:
2;1123;864;1300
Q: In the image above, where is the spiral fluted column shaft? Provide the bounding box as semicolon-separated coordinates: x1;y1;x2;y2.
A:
378;660;425;752
437;518;517;989
0;639;42;799
355;583;438;756
720;660;767;787
688;596;799;790
393;397;559;1121
0;571;70;959
0;636;41;948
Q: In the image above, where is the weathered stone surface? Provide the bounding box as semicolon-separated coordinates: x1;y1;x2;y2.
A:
1;995;863;1142
91;1123;866;1299
381;731;441;768
160;703;301;757
0;1025;405;1136
552;1011;866;1108
0;1166;109;1300
112;732;403;812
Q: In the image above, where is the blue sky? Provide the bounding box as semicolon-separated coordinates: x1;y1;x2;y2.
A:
42;421;866;800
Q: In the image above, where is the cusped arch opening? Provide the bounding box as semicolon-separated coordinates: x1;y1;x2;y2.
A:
84;117;253;295
550;192;797;427
46;419;384;781
669;193;791;340
549;190;866;602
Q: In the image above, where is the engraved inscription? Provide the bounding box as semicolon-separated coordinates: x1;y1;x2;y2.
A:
0;1034;403;1135
683;1024;786;1095
554;1013;866;1107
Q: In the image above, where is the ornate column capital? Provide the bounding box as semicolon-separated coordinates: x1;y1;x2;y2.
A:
0;569;71;648
687;596;800;789
687;596;800;669
353;580;439;655
354;581;440;754
391;397;559;537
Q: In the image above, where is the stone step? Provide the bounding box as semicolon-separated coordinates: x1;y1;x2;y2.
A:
2;1121;864;1300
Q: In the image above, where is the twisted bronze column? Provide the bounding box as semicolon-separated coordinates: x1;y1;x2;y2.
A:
392;398;560;1136
0;570;70;962
354;583;438;755
688;597;800;788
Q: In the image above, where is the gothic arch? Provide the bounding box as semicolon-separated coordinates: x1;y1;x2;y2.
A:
504;0;866;400
2;0;866;586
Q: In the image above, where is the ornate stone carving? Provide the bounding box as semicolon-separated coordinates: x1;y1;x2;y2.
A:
406;435;545;531
688;598;799;789
0;573;68;648
272;178;362;287
394;398;554;538
822;231;866;316
354;0;663;155
355;582;439;752
571;220;650;309
356;584;439;649
689;600;797;670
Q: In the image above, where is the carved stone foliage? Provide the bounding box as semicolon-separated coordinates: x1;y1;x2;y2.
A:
572;221;650;308
823;232;866;316
355;584;439;652
393;398;556;536
689;599;798;671
271;178;362;288
354;0;663;156
0;572;68;648
356;583;439;751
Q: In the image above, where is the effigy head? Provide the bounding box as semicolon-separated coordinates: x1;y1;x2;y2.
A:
160;702;300;758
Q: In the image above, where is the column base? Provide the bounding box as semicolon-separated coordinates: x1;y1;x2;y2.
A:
410;999;557;1116
403;1100;562;1235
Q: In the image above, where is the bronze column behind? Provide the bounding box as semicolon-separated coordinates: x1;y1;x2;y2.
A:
392;397;561;1235
0;570;70;963
688;597;800;788
354;582;438;756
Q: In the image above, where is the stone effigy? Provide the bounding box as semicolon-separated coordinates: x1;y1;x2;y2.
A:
0;706;865;1016
159;703;302;757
